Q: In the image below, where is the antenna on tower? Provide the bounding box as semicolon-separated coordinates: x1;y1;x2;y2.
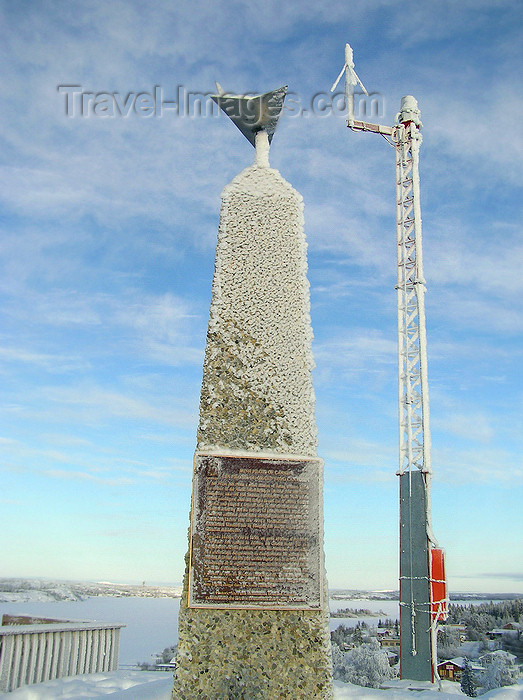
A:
333;42;448;686
330;43;368;127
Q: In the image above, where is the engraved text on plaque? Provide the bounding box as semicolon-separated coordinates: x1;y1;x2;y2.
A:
188;453;323;609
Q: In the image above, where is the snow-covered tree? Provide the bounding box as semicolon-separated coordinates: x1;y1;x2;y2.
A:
331;641;346;679
437;643;462;661
460;659;477;697
352;626;364;645
160;645;177;663
331;624;352;650
334;639;395;688
481;655;519;691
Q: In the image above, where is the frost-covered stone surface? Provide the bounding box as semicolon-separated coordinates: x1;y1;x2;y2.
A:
196;160;317;456
173;152;332;698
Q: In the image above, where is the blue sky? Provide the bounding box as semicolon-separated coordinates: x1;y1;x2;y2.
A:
1;0;522;593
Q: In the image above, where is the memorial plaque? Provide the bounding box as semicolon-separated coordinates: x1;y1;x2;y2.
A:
188;452;323;609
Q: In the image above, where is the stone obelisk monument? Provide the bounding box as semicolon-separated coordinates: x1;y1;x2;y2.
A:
172;86;333;699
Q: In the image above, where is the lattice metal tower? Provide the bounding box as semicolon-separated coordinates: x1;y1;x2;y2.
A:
332;44;448;683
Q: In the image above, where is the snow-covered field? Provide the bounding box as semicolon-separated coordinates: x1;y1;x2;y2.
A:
1;671;522;699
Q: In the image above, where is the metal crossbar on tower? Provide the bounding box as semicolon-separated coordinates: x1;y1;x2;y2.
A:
332;44;448;684
395;109;431;481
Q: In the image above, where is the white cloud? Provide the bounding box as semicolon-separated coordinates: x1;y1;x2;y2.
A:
0;284;204;374
114;293;197;343
39;383;195;427
429;288;523;334
386;0;519;46
478;572;523;582
314;329;397;373
428;241;523;299
324;436;396;477
434;411;494;444
425;87;523;187
0;437;19;446
434;445;523;484
43;468;136;486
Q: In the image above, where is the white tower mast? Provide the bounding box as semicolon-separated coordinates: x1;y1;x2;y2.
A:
332;44;448;683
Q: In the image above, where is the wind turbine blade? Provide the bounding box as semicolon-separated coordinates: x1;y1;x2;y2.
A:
330;64;346;93
351;69;369;96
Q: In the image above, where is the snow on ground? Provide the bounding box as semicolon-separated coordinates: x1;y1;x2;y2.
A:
333;678;523;698
1;673;523;699
0;591;65;604
0;672;173;700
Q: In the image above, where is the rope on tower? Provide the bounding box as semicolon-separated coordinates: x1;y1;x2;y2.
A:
400;576;446;583
430;600;445;690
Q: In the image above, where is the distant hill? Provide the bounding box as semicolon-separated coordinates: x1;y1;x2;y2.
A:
1;579;520;604
0;578;182;603
329;589;522;602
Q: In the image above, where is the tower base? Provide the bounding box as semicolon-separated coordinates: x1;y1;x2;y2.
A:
399;469;433;681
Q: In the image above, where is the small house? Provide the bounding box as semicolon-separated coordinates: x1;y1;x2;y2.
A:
385;649;399;666
488;627;519;641
155;656;177;672
379;636;400;648
437;657;483;682
438;657;465;681
503;622;522;632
